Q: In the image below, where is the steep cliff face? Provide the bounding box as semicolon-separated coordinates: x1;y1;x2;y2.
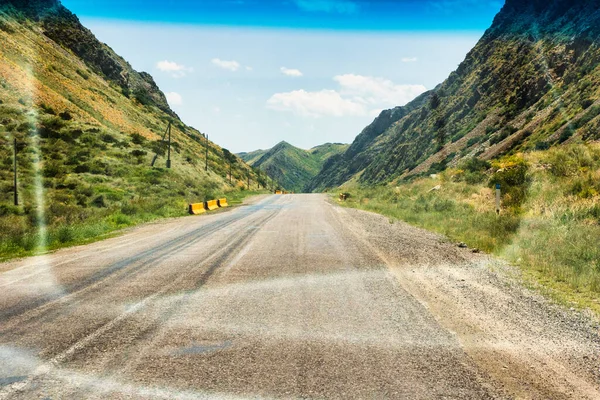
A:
306;92;430;191
1;0;174;116
310;0;600;190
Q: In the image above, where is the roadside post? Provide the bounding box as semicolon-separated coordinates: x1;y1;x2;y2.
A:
166;122;172;169
13;138;18;206
205;134;209;171
495;184;501;215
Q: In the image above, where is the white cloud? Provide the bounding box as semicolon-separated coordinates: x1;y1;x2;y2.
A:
401;57;418;63
293;0;359;14
280;67;304;77
211;58;241;71
334;74;427;107
166;92;183;106
267;89;366;118
156;60;193;78
267;74;427;118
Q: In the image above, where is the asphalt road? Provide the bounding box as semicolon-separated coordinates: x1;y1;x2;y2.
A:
0;194;599;399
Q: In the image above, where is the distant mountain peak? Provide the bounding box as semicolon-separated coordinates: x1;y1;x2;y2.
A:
238;142;348;192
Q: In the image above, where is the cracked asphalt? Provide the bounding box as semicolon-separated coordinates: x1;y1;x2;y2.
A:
0;194;598;399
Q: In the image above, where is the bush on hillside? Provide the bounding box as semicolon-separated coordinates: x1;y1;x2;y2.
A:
489;156;531;208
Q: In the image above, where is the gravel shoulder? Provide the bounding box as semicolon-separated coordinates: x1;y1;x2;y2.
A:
337;204;600;399
0;194;598;399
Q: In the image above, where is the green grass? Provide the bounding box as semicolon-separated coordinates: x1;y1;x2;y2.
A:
0;15;268;261
336;144;600;315
0;189;269;261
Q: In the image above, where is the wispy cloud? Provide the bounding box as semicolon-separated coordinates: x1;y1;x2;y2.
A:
211;58;241;71
293;0;360;14
280;67;303;77
334;74;426;107
156;60;193;78
166;92;183;106
267;89;365;117
401;57;418;63
267;74;426;118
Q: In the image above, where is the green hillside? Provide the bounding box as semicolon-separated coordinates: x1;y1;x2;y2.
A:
0;0;264;259
238;149;268;165
310;0;600;190
239;141;348;192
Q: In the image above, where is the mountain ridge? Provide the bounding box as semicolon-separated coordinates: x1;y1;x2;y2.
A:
309;0;600;190
238;141;348;192
0;0;262;258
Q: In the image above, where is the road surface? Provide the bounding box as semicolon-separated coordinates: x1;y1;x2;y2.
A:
0;194;599;399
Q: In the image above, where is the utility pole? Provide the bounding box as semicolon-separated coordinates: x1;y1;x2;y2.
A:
205;134;209;172
13;138;18;206
166;122;172;169
151;122;171;168
229;162;232;184
247;170;250;189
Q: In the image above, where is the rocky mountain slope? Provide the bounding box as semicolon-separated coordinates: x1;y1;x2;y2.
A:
0;0;262;258
239;141;348;192
309;0;600;190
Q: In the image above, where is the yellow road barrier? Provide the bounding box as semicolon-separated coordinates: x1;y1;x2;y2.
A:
275;190;283;195
206;199;219;211
188;203;206;215
218;198;229;208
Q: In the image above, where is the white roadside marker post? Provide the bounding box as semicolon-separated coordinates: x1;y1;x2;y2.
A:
496;183;501;215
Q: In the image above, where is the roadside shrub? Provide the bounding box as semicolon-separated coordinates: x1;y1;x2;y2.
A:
100;132;117;143
121;202;139;216
130;149;147;157
38;116;66;138
79;133;99;146
545;145;597;177
76;69;90;80
558;128;574;143
59;111;73;121
535;141;550;151
111;213;131;227
0;205;22;217
461;157;491;173
131;133;146;145
489;157;531;208
91;195;106;208
43;161;67;178
39;103;56;115
568;175;599;199
455;157;491;184
74;163;91;173
466;137;479;148
56;226;75;243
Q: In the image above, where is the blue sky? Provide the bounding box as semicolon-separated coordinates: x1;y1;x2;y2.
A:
61;0;504;152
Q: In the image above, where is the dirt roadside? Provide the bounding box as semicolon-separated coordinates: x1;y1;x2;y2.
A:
336;204;600;399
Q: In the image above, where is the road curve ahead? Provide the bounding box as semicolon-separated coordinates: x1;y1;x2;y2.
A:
1;194;599;399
